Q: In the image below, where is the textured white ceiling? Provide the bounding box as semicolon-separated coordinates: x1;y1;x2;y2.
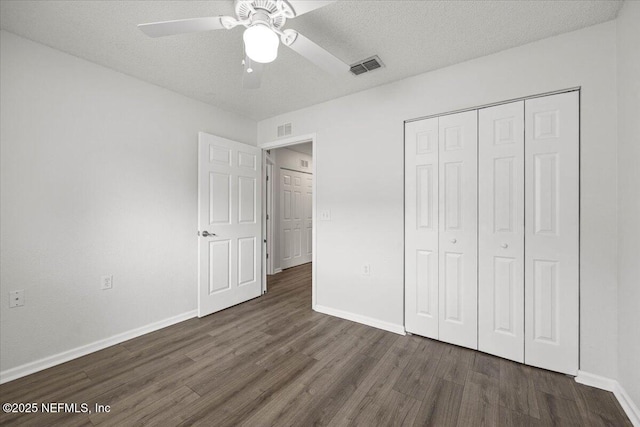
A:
0;0;623;120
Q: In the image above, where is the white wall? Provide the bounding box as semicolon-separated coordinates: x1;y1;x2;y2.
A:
616;0;640;411
258;22;619;378
270;147;313;271
0;31;256;374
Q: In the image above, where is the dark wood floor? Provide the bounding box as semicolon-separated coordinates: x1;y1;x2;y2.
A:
0;263;631;426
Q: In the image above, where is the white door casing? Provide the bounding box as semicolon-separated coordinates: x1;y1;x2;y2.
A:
303;174;313;261
198;132;262;317
524;92;579;375
266;159;274;275
478;101;525;362
438;110;478;350
281;168;312;269
405;117;440;339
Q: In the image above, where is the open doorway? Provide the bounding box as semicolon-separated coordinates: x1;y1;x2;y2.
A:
261;135;316;307
271;143;313;271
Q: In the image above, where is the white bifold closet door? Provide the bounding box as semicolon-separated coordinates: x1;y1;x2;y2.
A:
405;111;478;350
405;117;439;339
405;91;578;375
478;101;525;363
524;92;579;375
438;111;478;349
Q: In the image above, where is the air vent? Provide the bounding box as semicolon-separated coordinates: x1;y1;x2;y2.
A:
350;55;384;76
277;122;292;138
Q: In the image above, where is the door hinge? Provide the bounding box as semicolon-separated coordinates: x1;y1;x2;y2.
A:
266;253;269;259
266;214;269;220
266;175;269;181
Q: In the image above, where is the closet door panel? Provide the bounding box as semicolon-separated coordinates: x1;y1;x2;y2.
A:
478;101;525;363
405;118;439;338
524;92;579;375
438;110;478;349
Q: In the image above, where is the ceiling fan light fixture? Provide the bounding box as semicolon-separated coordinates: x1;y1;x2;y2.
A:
243;24;279;64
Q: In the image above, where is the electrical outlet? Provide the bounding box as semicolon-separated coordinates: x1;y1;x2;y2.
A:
101;275;113;290
319;210;331;221
9;290;25;308
362;264;371;276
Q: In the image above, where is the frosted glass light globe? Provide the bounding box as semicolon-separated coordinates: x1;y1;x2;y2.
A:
243;25;279;64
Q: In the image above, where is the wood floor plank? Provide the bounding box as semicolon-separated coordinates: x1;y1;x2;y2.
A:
498;405;545;427
186;352;318;427
456;371;500;426
434;344;475;386
330;337;418;426
412;378;465;426
287;352;380;426
0;263;632;427
572;382;633;427
499;358;541;419
536;390;586;426
393;338;445;399
96;386;200;427
472;352;501;379
239;333;380;426
87;354;196;424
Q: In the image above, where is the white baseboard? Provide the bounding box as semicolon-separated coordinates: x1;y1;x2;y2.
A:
576;370;640;426
273;268;282;274
314;304;406;336
0;310;197;385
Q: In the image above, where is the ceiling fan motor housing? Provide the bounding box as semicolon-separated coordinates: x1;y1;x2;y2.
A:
235;0;294;30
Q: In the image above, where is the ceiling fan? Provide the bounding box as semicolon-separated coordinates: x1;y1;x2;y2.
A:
138;0;348;89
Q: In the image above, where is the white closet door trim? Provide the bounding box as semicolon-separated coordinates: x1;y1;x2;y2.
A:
405;87;581;124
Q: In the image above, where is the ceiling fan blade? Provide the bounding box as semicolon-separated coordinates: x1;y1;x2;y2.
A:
243;56;264;89
285;0;337;17
286;32;349;75
138;17;226;38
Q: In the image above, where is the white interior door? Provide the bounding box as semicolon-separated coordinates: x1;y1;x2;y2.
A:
405;117;440;339
281;168;312;269
478;101;525;362
524;92;579;375
198;132;262;317
438;110;478;350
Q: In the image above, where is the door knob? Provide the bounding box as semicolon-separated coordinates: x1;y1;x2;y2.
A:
201;231;216;237
450;238;457;244
501;243;508;249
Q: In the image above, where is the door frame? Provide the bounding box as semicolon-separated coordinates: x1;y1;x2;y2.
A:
259;133;317;308
265;154;275;275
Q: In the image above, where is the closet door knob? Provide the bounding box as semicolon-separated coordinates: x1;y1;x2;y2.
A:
501;243;508;249
450;238;457;244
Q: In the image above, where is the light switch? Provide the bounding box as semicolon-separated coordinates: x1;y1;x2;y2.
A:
9;290;25;308
319;210;331;221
